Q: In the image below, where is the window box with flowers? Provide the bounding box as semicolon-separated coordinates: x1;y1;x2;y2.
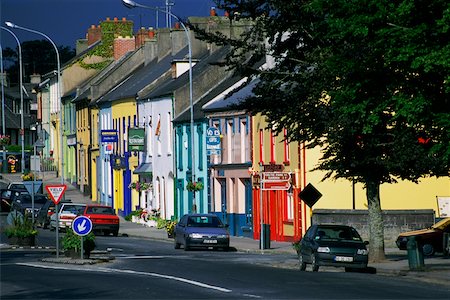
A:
186;181;204;192
128;181;153;192
0;135;10;146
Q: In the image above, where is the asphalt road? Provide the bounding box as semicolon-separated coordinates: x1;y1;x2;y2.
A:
2;230;450;299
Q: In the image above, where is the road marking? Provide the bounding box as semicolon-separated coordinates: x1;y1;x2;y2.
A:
17;263;232;293
117;255;166;259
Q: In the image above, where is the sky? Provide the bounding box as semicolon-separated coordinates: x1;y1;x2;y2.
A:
1;0;218;49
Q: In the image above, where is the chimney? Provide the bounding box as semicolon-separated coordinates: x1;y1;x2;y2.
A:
87;25;102;46
135;27;156;47
113;36;136;60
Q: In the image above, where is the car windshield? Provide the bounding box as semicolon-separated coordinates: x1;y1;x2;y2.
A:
19;195;48;204
432;218;450;230
187;216;223;228
85;206;114;215
62;205;86;214
315;226;362;241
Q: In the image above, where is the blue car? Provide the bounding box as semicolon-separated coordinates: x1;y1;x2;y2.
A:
174;214;230;251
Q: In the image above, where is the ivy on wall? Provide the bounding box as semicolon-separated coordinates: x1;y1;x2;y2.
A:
79;19;134;70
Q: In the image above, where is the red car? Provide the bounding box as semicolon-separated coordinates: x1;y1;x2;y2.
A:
82;204;120;236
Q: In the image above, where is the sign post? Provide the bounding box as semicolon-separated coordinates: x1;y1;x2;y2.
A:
72;216;93;260
45;184;67;258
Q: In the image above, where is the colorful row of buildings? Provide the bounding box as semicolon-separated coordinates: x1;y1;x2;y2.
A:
28;13;448;243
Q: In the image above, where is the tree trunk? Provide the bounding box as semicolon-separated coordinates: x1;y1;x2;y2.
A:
366;180;386;262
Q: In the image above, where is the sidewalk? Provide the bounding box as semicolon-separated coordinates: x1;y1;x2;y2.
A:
1;172;449;287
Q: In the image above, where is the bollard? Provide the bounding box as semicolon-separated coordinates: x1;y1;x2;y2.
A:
406;236;425;270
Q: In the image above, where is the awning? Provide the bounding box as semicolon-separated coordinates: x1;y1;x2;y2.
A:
133;163;152;174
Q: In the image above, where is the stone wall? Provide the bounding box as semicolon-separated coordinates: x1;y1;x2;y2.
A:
312;209;435;248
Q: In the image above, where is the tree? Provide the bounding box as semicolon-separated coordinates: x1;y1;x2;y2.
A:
193;0;450;261
2;40;75;84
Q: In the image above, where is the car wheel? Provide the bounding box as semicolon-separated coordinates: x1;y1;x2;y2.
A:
422;244;435;256
311;253;319;272
184;238;190;251
299;254;307;271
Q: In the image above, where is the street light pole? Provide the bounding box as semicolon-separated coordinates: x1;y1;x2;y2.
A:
6;21;64;258
1;26;25;174
0;43;6;173
5;22;64;186
122;0;197;212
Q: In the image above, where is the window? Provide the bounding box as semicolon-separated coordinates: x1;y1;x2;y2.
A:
270;130;276;163
167;112;172;154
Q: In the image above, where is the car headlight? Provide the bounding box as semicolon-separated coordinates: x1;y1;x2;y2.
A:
357;249;369;255
317;247;330;253
217;234;228;239
189;233;203;239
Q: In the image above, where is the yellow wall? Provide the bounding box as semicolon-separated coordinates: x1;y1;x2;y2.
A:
111;99;138;211
305;145;450;215
90;108;99;202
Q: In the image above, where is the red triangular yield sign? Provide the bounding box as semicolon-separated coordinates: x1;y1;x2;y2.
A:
45;184;67;205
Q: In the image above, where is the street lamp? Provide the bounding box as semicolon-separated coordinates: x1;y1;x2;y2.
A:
5;22;64;186
122;0;197;212
1;26;25;174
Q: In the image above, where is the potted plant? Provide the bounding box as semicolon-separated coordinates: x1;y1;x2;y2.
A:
4;212;38;246
186;181;204;192
0;134;10;146
165;220;177;238
128;181;153;192
61;228;96;258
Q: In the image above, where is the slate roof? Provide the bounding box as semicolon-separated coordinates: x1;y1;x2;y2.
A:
202;78;259;113
96;46;189;105
172;75;243;123
139;46;230;101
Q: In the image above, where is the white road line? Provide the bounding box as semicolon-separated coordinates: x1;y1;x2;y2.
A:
17;263;232;293
118;255;166;259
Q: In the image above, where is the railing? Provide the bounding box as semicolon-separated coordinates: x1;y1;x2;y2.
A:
40;157;57;172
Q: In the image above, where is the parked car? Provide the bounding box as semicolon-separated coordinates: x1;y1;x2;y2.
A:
36;199;72;229
81;204;120;236
0;188;28;212
174;213;230;251
50;203;86;231
298;224;369;272
7;182;27;191
396;218;450;256
10;193;49;219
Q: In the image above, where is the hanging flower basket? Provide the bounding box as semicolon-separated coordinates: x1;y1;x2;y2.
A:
0;135;10;146
186;181;204;192
128;181;153;192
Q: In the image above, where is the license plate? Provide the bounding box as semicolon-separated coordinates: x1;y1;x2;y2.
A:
203;240;218;244
335;256;353;262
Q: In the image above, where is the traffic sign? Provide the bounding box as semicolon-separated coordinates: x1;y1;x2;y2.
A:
262;172;291;181
262;181;291;190
72;216;93;236
45;184;67;205
206;127;221;155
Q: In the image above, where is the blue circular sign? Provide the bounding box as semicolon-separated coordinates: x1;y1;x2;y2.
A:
72;216;93;236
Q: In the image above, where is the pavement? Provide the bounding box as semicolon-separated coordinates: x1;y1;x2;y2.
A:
1;171;449;287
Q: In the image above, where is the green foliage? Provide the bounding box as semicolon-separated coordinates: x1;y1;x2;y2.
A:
5;213;38;238
61;228;96;252
124;209;143;221
79;19;133;70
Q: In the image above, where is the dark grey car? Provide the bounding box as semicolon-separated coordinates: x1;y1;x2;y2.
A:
10;193;49;219
298;224;369;272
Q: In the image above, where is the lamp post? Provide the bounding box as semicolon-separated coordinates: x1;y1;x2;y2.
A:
122;0;197;212
5;22;64;186
1;26;25;174
0;43;6;173
6;22;64;258
31;138;45;226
